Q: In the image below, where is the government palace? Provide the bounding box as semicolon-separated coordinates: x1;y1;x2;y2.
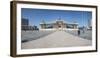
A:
40;18;78;31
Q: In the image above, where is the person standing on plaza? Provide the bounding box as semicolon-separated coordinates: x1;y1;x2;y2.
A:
78;29;80;36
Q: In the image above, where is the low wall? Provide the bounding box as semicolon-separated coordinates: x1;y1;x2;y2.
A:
39;28;78;31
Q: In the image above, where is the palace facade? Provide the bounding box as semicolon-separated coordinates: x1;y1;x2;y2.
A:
40;19;78;31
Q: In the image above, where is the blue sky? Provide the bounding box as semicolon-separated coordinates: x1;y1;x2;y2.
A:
21;8;92;27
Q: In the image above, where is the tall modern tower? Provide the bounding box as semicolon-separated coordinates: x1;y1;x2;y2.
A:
21;18;29;26
88;19;92;29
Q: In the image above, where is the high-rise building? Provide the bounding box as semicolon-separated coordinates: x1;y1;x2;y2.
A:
21;18;29;26
88;19;92;29
21;18;39;31
21;18;29;30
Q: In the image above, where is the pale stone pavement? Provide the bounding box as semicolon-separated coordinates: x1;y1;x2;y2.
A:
21;31;92;49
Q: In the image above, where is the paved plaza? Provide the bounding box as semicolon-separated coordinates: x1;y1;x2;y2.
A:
21;30;92;49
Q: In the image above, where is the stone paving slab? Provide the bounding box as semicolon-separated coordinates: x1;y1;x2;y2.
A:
22;31;92;49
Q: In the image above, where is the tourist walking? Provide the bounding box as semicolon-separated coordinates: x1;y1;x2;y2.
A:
78;29;80;36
